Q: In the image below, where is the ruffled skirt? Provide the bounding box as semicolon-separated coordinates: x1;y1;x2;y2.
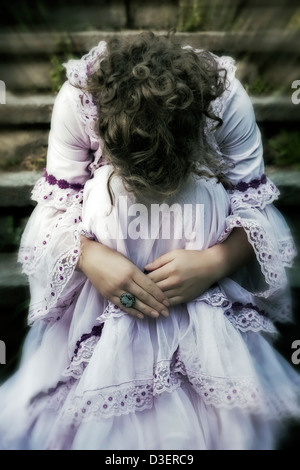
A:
0;279;299;450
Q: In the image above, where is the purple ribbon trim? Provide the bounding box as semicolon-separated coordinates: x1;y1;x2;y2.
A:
44;170;84;191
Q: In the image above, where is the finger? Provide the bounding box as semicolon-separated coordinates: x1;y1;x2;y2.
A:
152;278;179;292
144;251;174;271
112;301;145;320
112;294;165;319
163;294;185;306
146;264;171;283
129;283;169;317
132;271;170;308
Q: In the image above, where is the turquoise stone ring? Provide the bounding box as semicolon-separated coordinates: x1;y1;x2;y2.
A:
120;292;136;308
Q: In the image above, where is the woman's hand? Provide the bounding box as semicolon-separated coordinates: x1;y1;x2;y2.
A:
144;248;220;305
77;236;170;320
145;229;255;305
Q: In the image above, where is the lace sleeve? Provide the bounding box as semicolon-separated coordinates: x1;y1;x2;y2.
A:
209;60;297;323
18;43;109;326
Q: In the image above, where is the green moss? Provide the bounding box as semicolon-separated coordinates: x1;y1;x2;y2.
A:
50;37;76;93
268;130;300;169
177;0;239;32
288;8;300;31
177;0;204;32
246;77;276;96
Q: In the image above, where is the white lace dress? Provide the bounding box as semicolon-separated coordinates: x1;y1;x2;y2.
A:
0;41;299;450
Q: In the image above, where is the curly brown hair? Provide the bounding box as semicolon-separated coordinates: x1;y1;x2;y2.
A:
86;31;230;202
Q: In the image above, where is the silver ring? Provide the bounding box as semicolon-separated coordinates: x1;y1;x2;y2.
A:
120;292;136;308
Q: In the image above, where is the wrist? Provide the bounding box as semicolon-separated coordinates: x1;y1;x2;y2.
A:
205;243;230;282
77;235;95;273
204;228;255;283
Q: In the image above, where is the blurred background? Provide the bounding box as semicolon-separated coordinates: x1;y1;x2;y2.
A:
0;0;300;448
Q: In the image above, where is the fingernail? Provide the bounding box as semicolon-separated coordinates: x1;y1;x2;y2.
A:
137;313;144;320
151;311;159;318
161;310;169;317
163;300;170;307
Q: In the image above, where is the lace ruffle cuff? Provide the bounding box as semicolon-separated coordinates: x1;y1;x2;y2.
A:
25;224;86;326
219;175;297;317
31;172;85;209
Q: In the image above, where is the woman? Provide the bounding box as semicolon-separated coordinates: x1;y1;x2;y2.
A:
0;31;299;450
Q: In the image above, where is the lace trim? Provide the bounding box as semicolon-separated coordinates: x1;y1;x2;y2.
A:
211;55;237;123
201;53;237;162
31;175;84;209
63;294;277;386
30;356;269;426
196;285;231;308
64;41;107;174
44;170;84;191
278;238;298;267
173;357;263;411
28;334;300;426
63;324;104;380
230;175;280;211
27;228;83;325
202;53;237;134
224;302;277;334
18;202;83;276
197;287;277;334
64;40;107;87
218;216;287;298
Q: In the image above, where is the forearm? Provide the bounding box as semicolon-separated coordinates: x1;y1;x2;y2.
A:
206;228;255;283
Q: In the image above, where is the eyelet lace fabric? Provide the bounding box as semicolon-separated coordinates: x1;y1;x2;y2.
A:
29;345;298;434
219;216;286;291
224;303;278;334
27;228;84;326
278;238;298;268
31;174;84;210
230;175;280;211
27;287;283;429
19;197;85;325
63;41;108;174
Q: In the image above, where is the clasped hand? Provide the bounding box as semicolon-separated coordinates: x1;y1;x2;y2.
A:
78;237;220;321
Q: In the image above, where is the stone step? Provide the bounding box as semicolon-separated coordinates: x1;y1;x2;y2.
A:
0;170;42;207
0;93;54;125
0;30;299;93
0;169;299;208
1;58;298;94
1;92;299;127
0;130;48;171
1;30;299;56
0;169;298;208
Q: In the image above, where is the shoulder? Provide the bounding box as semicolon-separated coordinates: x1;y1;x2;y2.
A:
209;53;239;122
63;41;107;88
53;41;108;151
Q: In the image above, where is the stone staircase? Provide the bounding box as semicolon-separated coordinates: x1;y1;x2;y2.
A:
0;24;300;395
